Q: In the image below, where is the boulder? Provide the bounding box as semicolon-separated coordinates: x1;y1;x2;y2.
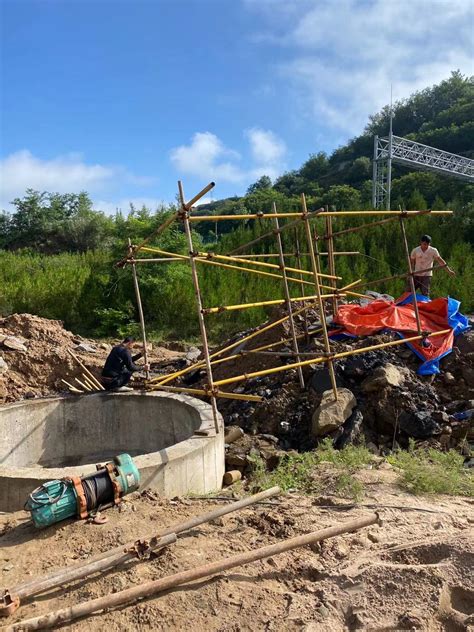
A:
74;343;96;353
454;331;474;355
185;346;201;363
310;366;345;394
335;409;364;448
361;363;407;392
312;388;357;437
461;365;474;388
443;372;456;384
0;357;8;374
2;336;27;352
398;410;441;438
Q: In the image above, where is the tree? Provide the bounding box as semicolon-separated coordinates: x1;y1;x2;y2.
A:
323;185;361;210
0;212;11;248
273;171;306;196
346;157;371;186
299;152;329;182
246;175;272;195
407;189;428;210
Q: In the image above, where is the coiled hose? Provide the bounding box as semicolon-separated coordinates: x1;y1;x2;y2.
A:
81;470;114;511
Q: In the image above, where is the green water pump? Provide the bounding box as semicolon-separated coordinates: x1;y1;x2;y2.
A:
25;453;140;528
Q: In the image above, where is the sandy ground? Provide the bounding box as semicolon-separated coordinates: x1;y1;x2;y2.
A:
1;469;473;631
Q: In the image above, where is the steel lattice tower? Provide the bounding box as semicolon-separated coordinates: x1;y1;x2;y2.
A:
372;133;474;209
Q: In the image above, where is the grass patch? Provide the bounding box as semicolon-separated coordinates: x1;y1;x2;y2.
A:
248;439;373;501
388;441;474;497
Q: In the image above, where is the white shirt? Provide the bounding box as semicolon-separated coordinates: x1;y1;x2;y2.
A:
410;245;440;277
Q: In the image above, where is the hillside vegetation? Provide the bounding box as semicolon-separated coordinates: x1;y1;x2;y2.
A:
1;72;472;341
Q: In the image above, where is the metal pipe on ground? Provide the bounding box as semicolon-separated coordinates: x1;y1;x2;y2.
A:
8;513;378;630
0;534;177;618
2;488;281;617
60;379;83;394
74;377;92;392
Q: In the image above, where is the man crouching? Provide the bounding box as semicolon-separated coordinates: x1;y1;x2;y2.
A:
101;336;149;392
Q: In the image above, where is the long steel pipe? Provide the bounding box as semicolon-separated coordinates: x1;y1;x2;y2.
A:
2;488;281;617
8;513;378;630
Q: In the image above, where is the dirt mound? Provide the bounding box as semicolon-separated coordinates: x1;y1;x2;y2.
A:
0;313;183;404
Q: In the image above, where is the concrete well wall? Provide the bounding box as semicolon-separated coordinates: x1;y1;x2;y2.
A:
0;392;224;512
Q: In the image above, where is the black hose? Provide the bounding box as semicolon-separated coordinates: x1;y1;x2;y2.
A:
81;470;114;511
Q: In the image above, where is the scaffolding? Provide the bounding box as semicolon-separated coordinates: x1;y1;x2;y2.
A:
120;181;453;432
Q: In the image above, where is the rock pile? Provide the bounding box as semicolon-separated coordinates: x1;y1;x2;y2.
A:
214;327;474;461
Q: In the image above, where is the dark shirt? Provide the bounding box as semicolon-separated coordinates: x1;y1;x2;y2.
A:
102;345;143;377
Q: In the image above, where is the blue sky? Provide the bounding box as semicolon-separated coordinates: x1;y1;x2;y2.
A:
1;0;473;212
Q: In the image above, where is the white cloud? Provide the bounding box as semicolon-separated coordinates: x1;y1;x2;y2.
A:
170;132;244;183
170;129;287;185
246;128;286;164
246;0;474;136
0;150;157;210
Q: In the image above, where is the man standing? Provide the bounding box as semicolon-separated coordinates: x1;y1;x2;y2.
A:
101;337;149;391
409;234;455;296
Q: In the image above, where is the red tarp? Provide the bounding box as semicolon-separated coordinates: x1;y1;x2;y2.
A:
332;294;454;365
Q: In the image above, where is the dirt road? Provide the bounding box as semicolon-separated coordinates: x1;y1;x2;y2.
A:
1;470;473;631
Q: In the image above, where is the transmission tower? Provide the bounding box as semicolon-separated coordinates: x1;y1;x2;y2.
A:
372;132;474;209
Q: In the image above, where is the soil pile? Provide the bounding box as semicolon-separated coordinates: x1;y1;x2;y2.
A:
0;313;183;404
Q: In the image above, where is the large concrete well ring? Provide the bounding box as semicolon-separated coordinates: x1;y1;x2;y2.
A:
0;392;224;512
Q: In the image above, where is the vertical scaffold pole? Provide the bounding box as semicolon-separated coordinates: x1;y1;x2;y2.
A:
325;213;338;318
301;194;338;401
272;203;304;388
178;181;220;433
128;238;150;379
294;228;309;343
399;217;423;338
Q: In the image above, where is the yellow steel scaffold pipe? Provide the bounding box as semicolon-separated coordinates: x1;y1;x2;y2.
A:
302;194;338;401
213;329;452;387
148;384;263;402
189;210;452;222
235;252;360;258
148;304;317;385
202;292;343;315
140;246;341;281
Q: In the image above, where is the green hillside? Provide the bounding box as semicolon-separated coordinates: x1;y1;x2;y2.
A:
1;72;473;340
